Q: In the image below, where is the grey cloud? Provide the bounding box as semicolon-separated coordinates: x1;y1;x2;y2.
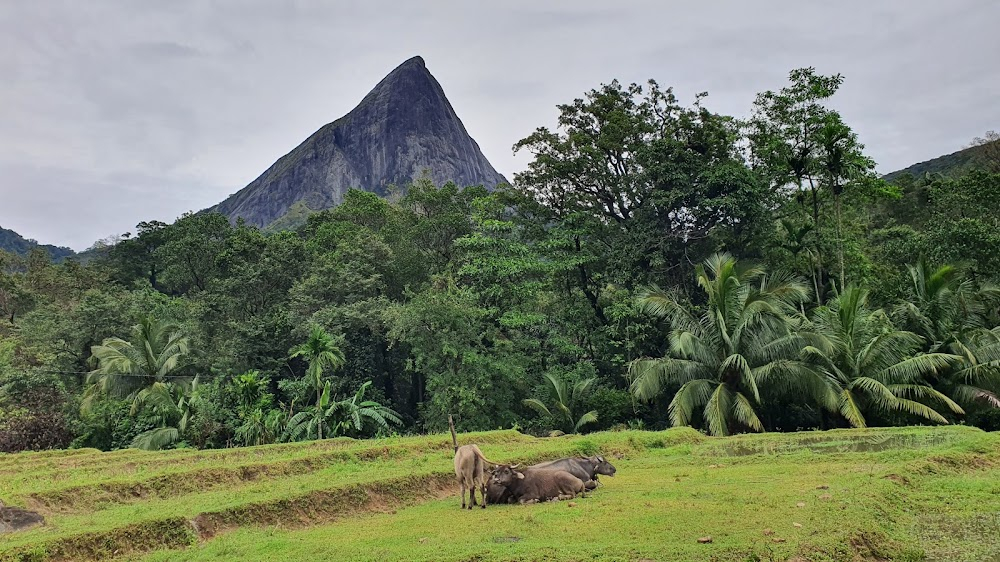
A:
1;0;999;250
128;42;203;59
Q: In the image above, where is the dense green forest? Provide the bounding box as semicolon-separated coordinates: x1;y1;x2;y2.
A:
2;68;999;453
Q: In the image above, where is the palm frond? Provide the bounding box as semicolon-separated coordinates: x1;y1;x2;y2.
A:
628;357;712;401
732;392;764;432
893;398;948;425
703;383;733;437
131;427;180;450
838;388;867;428
889;384;965;415
522;398;552;417
668;379;717;428
876;353;959;384
573;410;599;433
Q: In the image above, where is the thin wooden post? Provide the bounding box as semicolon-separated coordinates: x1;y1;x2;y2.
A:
449;414;458;452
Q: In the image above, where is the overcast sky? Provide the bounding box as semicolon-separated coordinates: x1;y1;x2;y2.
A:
2;1;998;250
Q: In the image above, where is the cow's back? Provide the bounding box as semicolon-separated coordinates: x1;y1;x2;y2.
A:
529;458;592;483
511;468;585;502
454;444;484;486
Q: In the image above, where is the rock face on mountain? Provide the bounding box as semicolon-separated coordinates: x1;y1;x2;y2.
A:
213;56;508;227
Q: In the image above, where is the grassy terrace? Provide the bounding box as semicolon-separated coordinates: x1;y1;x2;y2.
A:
1;426;999;561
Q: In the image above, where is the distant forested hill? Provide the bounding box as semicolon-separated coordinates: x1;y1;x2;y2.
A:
0;225;75;261
884;134;1000;182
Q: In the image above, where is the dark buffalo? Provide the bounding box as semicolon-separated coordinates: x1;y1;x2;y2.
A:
489;464;586;503
530;455;616;489
486;478;514;505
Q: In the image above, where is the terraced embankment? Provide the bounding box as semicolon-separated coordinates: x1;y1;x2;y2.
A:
2;427;999;561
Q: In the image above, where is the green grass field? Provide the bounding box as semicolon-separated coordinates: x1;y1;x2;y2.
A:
1;426;999;562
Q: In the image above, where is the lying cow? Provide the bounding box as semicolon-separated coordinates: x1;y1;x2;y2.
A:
530;455;617;489
486;455;618;504
489;464;586;504
486;477;514;505
453;444;497;509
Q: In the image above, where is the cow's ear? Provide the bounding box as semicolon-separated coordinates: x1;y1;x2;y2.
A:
515;471;525;479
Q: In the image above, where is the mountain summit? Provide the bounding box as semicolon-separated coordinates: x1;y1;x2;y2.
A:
213;56;508;227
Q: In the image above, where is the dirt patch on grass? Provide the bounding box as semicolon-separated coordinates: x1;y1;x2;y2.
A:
190;471;455;539
914;453;995;476
848;532;892;561
0;504;44;533
883;473;911;486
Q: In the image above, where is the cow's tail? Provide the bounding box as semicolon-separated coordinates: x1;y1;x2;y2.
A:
449;414;458;453
472;445;502;467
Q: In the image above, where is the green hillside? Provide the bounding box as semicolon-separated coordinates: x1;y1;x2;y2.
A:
0;226;74;261
2;426;999;562
884;137;1000;182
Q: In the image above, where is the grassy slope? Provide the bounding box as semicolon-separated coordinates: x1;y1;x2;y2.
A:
1;427;999;562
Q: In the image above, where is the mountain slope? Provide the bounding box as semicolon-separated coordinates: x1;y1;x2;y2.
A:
212;56;507;227
0;225;75;261
884;136;1000;182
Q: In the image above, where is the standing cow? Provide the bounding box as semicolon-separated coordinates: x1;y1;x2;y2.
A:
489;464;587;503
453;444;497;509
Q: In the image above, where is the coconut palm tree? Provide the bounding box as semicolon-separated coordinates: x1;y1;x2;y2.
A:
289;326;345;440
83;317;190;412
938;329;1000;410
231;370;284;447
896;259;1000;351
628;253;828;436
523;372;599;434
894;260;1000;410
807;285;962;427
129;376;200;450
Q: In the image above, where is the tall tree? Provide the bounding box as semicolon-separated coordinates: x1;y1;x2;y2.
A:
748;68;882;297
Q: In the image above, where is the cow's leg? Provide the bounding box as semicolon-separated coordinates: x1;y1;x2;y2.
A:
470;486;477;509
460;481;467;509
480;484;488;509
584;480;598;490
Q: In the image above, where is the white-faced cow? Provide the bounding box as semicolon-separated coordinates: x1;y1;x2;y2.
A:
453;444;497;509
489;464;586;503
530;455;617;489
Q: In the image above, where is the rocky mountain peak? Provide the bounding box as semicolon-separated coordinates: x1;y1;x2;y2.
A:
212;56;507;228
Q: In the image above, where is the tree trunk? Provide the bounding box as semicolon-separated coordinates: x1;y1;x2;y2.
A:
835;194;845;292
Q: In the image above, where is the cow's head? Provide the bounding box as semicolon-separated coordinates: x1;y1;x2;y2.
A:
490;464;525;487
591;455;617;476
